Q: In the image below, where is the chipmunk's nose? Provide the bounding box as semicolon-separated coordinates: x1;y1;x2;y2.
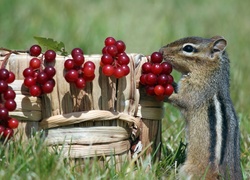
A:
159;47;165;54
159;45;168;55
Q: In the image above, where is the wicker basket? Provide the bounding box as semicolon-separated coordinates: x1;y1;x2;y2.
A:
0;51;163;163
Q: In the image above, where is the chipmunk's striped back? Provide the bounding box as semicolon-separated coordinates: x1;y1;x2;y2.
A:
160;36;242;179
208;92;241;178
208;94;223;165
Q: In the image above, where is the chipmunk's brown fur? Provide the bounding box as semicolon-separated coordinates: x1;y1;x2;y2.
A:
160;36;242;179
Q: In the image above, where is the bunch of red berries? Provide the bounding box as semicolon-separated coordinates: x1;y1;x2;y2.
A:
0;68;19;139
139;52;174;100
101;37;130;78
23;45;56;97
64;48;96;89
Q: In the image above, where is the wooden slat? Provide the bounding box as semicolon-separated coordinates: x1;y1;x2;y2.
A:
45;126;129;145
7;80;42;121
39;110;140;129
15;121;40;141
117;54;140;116
51;140;130;158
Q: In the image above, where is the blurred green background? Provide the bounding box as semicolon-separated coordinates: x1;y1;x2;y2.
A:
1;0;249;112
1;0;250;177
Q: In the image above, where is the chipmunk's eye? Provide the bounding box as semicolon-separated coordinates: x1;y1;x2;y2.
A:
183;45;194;53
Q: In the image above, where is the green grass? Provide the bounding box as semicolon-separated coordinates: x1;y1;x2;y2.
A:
0;131;182;179
0;0;250;179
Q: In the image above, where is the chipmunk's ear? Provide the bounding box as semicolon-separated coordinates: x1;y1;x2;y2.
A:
211;36;227;53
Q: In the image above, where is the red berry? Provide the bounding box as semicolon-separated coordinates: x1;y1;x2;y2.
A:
102;46;108;54
142;62;152;74
3;128;14;139
0;107;9;120
101;54;114;65
3;89;16;100
0;80;8;93
8;118;19;129
6;71;15;84
42;81;54;93
151;52;163;63
29;58;41;69
157;74;168;85
154;85;165;96
107;45;118;57
167;75;174;84
151;63;163;75
33;71;39;79
0;68;9;80
44;66;56;78
102;65;114;76
146;73;157;85
46;79;56;87
29;85;42;97
104;37;116;46
161;62;172;74
71;48;84;58
83;66;95;77
36;72;48;85
140;74;147;85
5;99;16;111
117;54;130;65
29;45;42;57
146;86;155;96
23;67;34;77
44;50;56;62
64;69;78;82
73;54;85;66
165;84;174;96
113;67;124;78
64;59;74;70
75;78;86;89
115;40;126;53
84;61;96;69
121;65;130;76
24;77;36;87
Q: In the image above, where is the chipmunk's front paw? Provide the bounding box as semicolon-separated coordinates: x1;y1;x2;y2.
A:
164;93;187;109
164;92;176;103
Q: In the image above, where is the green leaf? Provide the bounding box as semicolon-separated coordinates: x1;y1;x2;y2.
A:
34;36;68;56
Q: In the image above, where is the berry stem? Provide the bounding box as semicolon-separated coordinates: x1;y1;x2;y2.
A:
40;54;45;72
0;47;28;55
0;52;11;69
0;47;28;69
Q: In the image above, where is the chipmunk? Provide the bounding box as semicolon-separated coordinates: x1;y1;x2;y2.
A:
160;36;243;180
